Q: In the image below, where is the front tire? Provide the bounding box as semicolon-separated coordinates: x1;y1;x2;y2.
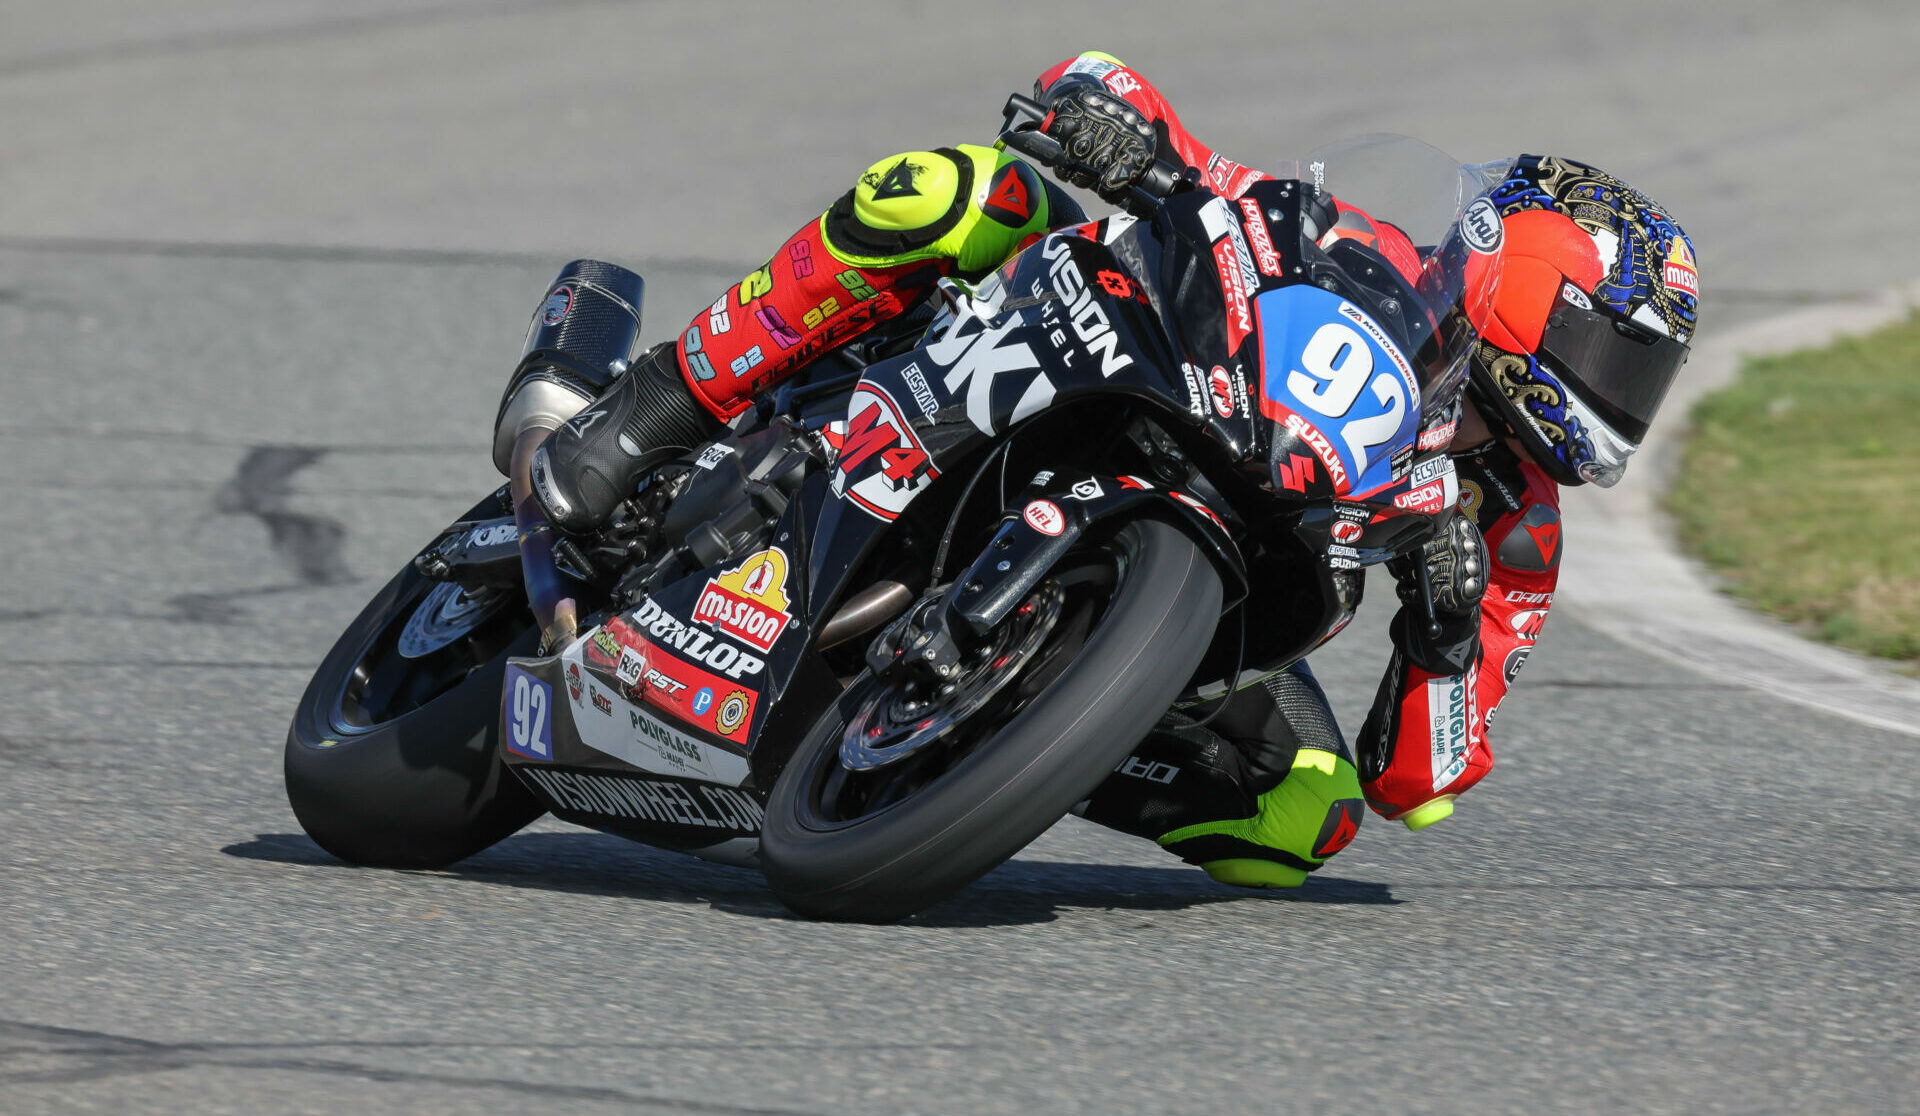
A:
760;519;1223;922
285;505;546;868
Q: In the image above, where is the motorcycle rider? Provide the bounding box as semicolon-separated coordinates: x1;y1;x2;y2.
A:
510;51;1700;889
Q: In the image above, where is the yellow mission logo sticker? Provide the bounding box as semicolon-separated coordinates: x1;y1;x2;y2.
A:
690;547;794;653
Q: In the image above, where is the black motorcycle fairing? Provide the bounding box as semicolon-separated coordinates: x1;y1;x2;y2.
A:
493;157;1486;855
947;469;1248;634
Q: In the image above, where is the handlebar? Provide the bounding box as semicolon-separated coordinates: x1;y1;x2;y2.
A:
998;93;1190;218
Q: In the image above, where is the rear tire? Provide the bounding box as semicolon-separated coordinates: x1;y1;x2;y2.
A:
760;519;1223;922
285;502;545;868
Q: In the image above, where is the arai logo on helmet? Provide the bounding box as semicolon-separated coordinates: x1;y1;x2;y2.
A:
1461;198;1504;254
540;285;574;326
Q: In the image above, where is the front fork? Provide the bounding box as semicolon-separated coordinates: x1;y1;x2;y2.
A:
508;427;578;650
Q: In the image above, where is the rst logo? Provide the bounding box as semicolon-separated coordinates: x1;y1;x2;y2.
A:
830;382;939;521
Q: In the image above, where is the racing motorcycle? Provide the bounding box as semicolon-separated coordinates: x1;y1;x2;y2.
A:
285;103;1502;922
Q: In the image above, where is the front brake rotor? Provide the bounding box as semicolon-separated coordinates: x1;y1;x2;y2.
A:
837;579;1064;771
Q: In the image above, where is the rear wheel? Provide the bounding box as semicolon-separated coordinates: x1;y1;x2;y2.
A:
285;498;545;868
760;519;1223;922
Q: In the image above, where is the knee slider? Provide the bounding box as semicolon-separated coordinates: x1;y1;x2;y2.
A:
826;148;975;259
824;146;1064;273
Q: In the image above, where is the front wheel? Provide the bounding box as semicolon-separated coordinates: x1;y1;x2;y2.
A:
760;519;1223;922
285;496;546;868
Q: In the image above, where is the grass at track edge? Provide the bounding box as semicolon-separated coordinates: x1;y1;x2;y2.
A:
1667;311;1920;673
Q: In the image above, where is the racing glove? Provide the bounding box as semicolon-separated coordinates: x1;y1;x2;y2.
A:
1042;84;1158;202
1388;511;1489;674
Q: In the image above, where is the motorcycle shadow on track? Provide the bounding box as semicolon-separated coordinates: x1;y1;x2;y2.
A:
223;833;1399;926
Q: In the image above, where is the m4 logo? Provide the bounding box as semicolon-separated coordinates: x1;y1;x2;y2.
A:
831;382;940;521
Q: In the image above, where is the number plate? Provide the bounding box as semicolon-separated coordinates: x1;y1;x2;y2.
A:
503;665;554;760
1255;286;1422;497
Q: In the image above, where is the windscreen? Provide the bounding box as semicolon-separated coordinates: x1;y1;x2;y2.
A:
1273;135;1509;405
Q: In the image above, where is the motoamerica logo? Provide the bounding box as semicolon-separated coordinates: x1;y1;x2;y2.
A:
691;547;793;653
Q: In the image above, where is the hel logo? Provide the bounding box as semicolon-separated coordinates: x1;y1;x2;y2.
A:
1022;499;1066;537
1664;237;1699;299
1331;520;1363;544
1208;366;1234;417
1312;799;1363;858
1508;608;1548;641
565;661;584;702
1276;453;1318;494
983;161;1036;226
831;383;939;521
691;548;794;653
539;285;573;326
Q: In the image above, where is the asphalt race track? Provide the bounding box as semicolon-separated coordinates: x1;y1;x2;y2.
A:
3;3;1918;1113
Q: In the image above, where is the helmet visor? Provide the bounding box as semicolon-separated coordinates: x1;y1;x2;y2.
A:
1537;303;1690;445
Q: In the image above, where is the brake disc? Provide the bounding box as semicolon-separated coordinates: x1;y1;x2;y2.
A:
837;579;1064;771
396;581;512;659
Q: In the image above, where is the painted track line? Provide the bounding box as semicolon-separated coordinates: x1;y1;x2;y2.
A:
1558;281;1920;738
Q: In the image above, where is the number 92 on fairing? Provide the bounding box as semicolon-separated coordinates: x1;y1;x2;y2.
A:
1254;286;1422;497
503;665;553;760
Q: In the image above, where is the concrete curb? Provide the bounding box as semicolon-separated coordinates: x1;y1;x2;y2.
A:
1557;282;1920;738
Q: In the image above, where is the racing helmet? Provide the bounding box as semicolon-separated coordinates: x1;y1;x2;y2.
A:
1464;155;1698;487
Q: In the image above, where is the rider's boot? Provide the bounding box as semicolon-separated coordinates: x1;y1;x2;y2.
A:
530;342;722;534
1076;667;1365;888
